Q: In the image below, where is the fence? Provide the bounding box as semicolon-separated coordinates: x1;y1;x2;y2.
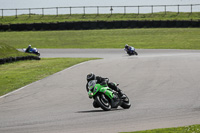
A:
1;4;200;18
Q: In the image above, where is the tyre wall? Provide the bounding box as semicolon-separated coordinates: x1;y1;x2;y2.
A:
0;20;199;31
0;56;40;65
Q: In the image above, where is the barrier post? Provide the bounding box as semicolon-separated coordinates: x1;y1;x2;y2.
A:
97;6;99;15
1;9;3;18
29;8;31;17
83;6;85;16
15;9;17;18
124;6;126;15
178;5;179;14
56;7;58;16
110;6;113;15
42;8;44;16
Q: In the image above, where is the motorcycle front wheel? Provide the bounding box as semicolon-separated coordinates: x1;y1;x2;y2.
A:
95;94;111;111
134;51;138;55
120;94;131;109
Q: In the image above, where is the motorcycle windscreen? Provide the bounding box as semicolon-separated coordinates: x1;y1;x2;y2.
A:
88;80;97;91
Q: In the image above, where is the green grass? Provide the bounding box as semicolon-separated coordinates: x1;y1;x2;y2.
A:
0;43;97;96
0;28;200;49
121;124;200;133
0;58;97;96
0;42;33;58
0;12;200;24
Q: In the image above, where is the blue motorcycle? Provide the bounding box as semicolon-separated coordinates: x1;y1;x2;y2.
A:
23;47;40;56
124;46;138;56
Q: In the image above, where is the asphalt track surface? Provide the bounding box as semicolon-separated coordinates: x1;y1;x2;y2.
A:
1;49;200;133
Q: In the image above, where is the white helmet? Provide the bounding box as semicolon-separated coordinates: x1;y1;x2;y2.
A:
125;44;129;49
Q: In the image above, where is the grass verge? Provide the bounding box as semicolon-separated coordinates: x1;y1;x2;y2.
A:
0;12;199;24
0;28;200;49
0;58;98;96
121;124;200;133
0;42;33;58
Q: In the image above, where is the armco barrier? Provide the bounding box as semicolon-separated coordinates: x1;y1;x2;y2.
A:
0;20;199;31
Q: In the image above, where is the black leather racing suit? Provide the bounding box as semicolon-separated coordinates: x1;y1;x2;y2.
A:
86;76;122;94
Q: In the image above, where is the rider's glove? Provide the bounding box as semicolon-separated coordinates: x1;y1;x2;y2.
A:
88;92;93;99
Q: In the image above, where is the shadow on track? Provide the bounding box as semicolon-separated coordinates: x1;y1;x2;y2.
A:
76;110;104;113
76;108;124;113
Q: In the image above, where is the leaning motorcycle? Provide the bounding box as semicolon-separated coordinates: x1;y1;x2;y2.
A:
87;80;131;111
125;47;138;56
22;48;40;56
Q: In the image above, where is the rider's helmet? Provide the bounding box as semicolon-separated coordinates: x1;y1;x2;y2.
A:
87;73;96;82
125;44;129;49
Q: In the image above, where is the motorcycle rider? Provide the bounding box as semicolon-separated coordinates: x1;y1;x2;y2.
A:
124;44;135;55
25;44;32;53
86;73;125;98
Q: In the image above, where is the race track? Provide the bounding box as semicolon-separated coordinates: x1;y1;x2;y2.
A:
0;49;200;133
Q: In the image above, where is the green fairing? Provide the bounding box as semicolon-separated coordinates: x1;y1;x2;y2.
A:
88;83;114;99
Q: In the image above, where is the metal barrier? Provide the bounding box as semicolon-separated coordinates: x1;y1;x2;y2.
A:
1;4;200;18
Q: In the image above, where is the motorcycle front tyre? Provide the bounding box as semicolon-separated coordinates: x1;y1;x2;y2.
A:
95;94;112;111
93;101;99;108
120;94;131;109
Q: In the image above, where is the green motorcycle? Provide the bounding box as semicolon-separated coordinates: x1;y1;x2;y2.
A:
87;80;131;111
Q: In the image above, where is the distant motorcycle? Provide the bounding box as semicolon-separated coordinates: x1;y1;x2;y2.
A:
87;80;131;111
22;47;40;56
124;46;138;56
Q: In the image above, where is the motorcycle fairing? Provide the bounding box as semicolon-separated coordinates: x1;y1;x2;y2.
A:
94;84;114;99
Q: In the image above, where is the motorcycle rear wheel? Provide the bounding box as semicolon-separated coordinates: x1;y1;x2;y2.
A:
95;94;111;111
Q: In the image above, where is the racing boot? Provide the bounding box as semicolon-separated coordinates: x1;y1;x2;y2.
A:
118;90;126;99
113;95;119;102
108;82;126;99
